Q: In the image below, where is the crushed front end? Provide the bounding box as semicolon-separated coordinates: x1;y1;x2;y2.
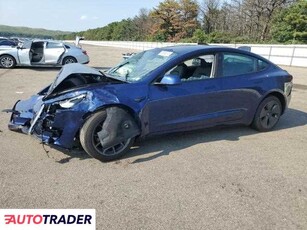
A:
4;63;142;160
7;90;94;149
5;63;121;149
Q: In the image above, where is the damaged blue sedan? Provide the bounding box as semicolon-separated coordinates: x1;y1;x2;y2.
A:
5;45;293;161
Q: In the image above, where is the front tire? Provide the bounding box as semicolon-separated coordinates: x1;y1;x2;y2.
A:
252;96;282;131
0;55;16;68
80;110;134;162
62;56;77;65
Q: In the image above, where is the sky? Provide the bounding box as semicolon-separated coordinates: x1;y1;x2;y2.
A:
0;0;163;32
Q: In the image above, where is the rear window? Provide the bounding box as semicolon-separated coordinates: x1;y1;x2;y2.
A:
46;42;63;49
222;53;268;77
258;59;269;71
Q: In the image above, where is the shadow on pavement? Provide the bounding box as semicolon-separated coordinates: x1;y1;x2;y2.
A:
14;66;61;72
125;108;307;163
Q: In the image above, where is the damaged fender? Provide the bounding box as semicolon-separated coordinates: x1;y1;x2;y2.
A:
96;107;140;149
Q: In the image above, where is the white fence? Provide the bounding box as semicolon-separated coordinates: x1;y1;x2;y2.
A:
77;40;307;68
222;43;307;68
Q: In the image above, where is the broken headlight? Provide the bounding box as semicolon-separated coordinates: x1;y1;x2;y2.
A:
58;94;87;109
284;82;293;96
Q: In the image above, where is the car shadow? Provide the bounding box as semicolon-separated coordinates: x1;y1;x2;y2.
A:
14;66;61;72
123;108;307;163
50;108;307;164
41;144;91;164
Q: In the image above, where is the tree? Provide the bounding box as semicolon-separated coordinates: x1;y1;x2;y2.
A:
150;0;198;42
133;8;153;40
175;0;199;40
243;0;294;41
54;0;304;44
150;0;181;41
272;0;307;43
199;0;222;34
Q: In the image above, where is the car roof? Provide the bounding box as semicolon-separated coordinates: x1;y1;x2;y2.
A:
31;39;62;43
161;45;247;55
159;45;269;62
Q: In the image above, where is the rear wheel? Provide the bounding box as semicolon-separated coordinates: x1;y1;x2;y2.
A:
80;110;134;161
62;56;77;65
252;96;282;131
0;55;16;68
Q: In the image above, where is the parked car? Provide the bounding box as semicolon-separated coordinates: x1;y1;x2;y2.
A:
0;37;8;42
122;52;136;60
4;45;293;161
0;40;89;68
0;40;17;47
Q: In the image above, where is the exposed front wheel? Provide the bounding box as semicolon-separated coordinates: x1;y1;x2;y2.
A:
0;55;16;68
62;56;77;65
252;96;282;131
80;110;134;161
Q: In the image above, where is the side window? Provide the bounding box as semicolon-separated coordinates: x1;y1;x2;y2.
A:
222;53;258;77
258;59;269;71
166;54;215;82
46;42;63;49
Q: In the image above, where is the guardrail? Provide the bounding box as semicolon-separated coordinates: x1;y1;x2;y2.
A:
75;40;307;68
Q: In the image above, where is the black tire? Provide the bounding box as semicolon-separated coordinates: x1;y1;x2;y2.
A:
252;96;282;132
62;56;77;65
0;55;16;68
80;110;134;161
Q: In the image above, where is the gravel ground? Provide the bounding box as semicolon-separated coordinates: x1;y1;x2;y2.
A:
0;45;306;230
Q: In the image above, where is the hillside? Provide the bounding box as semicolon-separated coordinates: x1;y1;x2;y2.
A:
0;24;71;39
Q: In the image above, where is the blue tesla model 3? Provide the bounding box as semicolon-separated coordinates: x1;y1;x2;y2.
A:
6;45;293;161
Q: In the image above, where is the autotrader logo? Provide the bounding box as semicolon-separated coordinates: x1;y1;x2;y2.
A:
0;209;95;230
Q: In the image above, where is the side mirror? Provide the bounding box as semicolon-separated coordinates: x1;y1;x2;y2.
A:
17;43;24;49
238;46;251;52
159;74;181;85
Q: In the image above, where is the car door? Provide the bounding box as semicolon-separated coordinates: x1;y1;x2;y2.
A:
17;41;31;65
218;52;269;124
44;42;65;64
143;54;230;135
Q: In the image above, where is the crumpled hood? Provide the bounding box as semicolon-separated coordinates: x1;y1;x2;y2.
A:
47;63;102;95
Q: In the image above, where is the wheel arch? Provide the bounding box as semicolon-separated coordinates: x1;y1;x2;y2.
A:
263;91;286;114
62;56;77;65
0;54;17;66
251;91;285;131
79;103;142;136
84;104;140;122
250;91;286;126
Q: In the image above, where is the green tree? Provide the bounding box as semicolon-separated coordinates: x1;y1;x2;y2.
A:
272;0;307;43
191;29;208;43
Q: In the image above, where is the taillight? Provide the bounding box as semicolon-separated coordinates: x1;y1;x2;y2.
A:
82;50;88;55
285;74;293;82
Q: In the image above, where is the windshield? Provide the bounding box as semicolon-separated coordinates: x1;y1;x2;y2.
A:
106;48;178;83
